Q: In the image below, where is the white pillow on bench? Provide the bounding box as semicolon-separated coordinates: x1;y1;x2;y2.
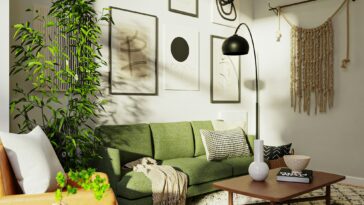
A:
0;126;65;194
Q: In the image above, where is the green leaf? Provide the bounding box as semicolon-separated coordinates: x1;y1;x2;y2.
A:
67;185;77;195
56;172;66;188
71;139;77;148
28;61;42;67
45;60;54;66
14;24;23;29
48;46;56;56
46;21;55;27
55;189;62;202
10;103;16;114
58;117;64;132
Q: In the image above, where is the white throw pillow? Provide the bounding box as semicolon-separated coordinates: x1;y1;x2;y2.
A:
0;126;65;194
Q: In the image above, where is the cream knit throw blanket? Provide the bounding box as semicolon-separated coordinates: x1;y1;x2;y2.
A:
125;158;188;205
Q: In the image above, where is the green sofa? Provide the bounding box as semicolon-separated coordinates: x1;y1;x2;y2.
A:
93;121;255;205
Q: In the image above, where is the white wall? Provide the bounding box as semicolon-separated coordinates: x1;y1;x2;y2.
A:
10;0;257;134
0;0;10;132
94;0;257;133
253;0;364;178
8;0;364;180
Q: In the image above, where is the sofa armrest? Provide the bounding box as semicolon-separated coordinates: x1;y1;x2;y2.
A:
0;189;117;205
91;147;121;190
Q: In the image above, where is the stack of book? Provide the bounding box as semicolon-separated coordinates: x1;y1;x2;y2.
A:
276;168;313;183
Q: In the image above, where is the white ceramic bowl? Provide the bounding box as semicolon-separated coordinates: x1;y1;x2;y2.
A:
284;155;311;173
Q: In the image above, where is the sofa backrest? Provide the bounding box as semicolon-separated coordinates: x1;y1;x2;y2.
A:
96;121;255;164
191;121;214;156
150;122;195;160
95;124;153;166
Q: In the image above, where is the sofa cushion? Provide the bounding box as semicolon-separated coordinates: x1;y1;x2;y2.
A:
118;177;222;201
161;158;232;185
191;121;214;156
95;124;153;165
117;171;152;200
150;122;194;160
197;155;253;176
187;181;219;198
221;156;254;176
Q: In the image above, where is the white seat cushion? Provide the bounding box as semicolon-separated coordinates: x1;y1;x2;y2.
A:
0;126;65;194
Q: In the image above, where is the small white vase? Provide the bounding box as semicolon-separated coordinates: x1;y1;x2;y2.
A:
248;139;269;181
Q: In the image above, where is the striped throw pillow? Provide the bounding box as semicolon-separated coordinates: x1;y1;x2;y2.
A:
200;128;251;161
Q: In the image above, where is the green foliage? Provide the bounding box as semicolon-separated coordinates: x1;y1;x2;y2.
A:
10;0;112;170
55;169;110;203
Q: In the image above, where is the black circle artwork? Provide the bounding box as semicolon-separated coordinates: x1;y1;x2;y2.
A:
171;37;189;62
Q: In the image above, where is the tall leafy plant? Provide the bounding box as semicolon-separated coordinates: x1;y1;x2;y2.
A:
11;0;112;171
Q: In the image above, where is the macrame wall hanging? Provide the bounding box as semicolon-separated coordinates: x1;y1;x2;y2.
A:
271;0;352;115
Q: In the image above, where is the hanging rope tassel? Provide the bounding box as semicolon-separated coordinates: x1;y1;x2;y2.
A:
341;0;350;69
276;7;282;42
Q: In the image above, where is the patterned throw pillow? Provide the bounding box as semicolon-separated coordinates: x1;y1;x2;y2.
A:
200;128;251;161
263;143;292;160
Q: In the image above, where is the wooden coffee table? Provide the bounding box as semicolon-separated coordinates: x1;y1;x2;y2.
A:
213;168;345;205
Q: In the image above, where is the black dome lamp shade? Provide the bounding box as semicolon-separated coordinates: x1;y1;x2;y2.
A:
222;34;249;55
222;22;260;139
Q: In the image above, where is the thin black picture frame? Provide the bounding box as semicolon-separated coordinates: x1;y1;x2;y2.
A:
169;0;199;18
210;35;241;104
109;6;159;96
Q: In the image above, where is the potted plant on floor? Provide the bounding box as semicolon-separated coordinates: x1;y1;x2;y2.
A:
11;0;113;202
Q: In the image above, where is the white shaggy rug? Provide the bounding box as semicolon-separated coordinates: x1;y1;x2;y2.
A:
187;184;364;205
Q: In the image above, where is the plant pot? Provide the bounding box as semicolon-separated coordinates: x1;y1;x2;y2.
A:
248;139;269;181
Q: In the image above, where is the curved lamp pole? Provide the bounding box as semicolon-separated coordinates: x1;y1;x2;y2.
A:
222;23;259;139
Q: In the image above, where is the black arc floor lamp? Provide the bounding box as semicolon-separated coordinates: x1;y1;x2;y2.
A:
222;23;260;139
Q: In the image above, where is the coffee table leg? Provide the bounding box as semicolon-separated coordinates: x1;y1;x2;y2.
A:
228;191;233;205
326;185;331;205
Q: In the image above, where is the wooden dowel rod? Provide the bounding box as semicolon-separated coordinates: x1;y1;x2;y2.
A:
269;0;317;11
268;0;355;12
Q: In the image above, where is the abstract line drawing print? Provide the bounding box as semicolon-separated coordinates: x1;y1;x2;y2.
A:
211;35;240;103
217;55;239;92
211;0;240;27
216;0;237;21
109;7;158;95
119;31;148;78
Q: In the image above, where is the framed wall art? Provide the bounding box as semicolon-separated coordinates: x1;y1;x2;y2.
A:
169;0;199;18
210;35;241;103
164;25;200;91
211;0;240;28
109;7;158;95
